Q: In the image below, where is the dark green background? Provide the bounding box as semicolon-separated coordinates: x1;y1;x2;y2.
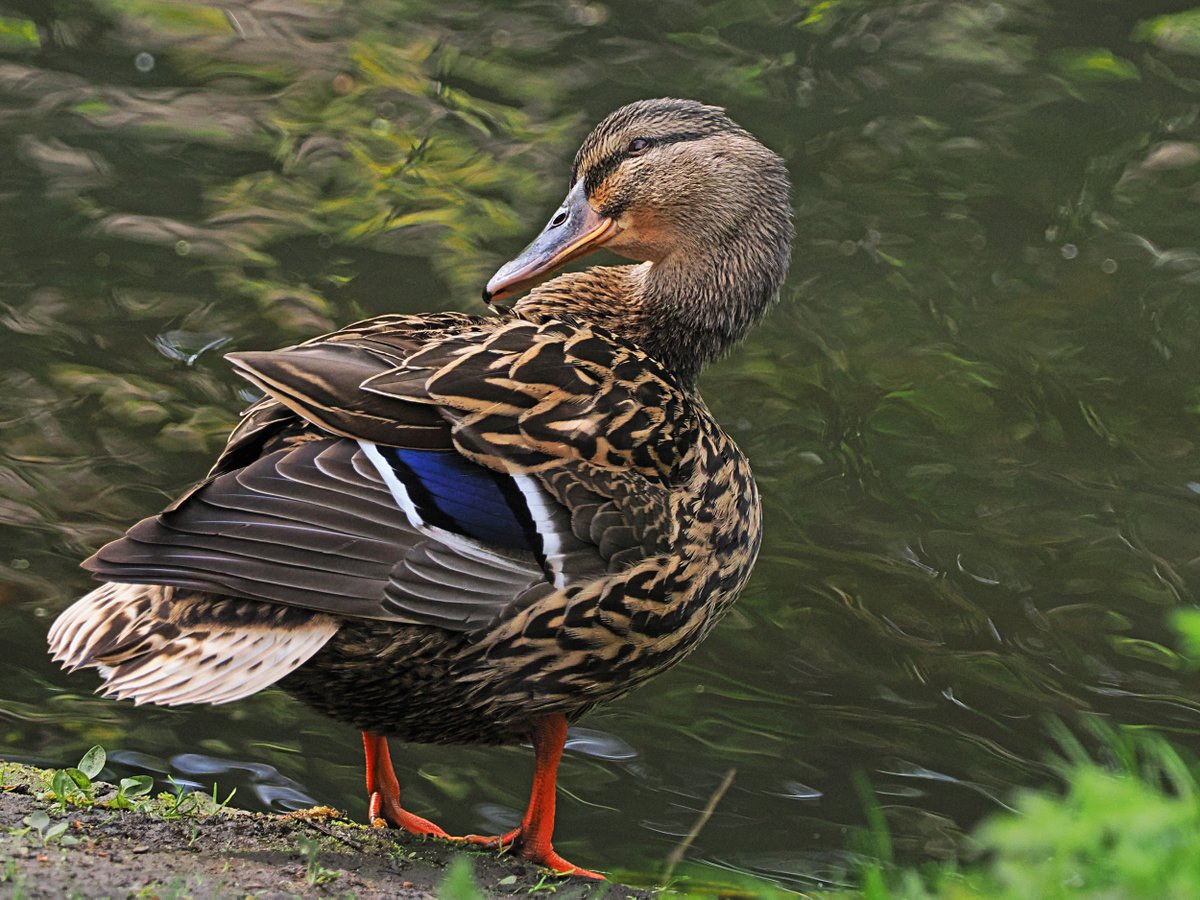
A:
3;0;1200;889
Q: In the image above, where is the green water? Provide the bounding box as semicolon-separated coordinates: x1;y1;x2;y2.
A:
3;0;1200;889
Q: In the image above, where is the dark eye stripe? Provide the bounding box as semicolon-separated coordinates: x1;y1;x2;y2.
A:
578;130;714;196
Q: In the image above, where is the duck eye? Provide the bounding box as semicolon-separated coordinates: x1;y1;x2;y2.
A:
626;138;650;156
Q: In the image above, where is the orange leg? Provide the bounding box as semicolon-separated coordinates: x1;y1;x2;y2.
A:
362;732;448;837
461;715;602;879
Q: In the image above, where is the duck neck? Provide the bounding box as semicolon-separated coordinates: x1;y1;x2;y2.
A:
515;241;782;387
636;245;779;384
515;265;647;340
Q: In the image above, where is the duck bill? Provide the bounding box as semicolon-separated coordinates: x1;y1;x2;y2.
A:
484;180;618;303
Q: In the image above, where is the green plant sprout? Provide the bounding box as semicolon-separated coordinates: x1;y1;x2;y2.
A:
48;745;105;812
297;835;340;887
14;810;75;846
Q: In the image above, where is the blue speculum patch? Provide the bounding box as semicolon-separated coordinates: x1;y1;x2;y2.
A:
383;447;536;552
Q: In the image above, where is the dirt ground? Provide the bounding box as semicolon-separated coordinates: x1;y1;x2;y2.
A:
0;759;649;899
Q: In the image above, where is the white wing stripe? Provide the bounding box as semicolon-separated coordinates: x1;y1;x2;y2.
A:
513;473;567;588
359;440;424;525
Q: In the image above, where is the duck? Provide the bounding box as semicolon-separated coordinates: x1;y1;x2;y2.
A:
47;97;793;878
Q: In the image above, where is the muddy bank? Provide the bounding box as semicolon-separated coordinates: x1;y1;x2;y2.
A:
0;759;648;899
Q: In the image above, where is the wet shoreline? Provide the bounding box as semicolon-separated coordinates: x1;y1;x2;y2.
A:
0;758;633;899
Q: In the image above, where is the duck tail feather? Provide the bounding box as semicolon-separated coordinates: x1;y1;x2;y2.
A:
48;583;339;706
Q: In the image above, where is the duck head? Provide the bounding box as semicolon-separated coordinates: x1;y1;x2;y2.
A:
486;98;793;382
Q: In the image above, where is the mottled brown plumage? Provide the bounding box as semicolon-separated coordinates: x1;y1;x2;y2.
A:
48;98;793;877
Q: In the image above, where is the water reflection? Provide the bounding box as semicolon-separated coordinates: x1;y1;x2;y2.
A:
106;748;319;811
564;727;638;761
170;752;317;811
3;0;1200;887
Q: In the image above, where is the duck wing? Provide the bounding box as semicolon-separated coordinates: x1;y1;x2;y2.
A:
84;314;689;633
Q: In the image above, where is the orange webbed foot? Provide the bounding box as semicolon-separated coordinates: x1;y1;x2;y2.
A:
363;732;450;838
452;715;604;879
453;828;603;879
368;789;450;837
458;827;520;849
521;845;604;880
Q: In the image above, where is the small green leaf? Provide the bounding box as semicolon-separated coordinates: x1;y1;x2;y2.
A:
44;821;69;841
119;775;154;799
65;768;91;791
51;769;71;800
497;874;518;885
26;810;49;832
77;746;106;780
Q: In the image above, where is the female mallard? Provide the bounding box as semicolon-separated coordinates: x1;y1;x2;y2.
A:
48;98;793;878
